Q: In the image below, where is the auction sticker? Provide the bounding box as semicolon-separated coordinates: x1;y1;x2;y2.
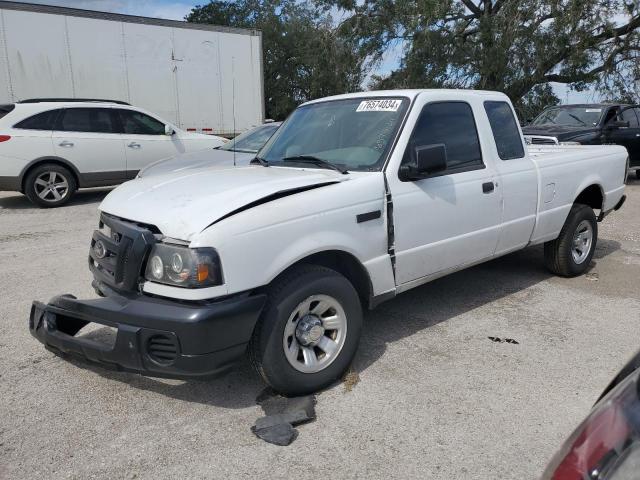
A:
356;99;402;112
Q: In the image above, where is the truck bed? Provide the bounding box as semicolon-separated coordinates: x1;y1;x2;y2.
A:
526;144;628;244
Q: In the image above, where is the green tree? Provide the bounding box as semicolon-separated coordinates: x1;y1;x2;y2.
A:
188;1;367;120
321;0;640;116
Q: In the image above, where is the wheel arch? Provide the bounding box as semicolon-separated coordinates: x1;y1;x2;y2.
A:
573;183;604;210
20;156;81;192
268;249;374;309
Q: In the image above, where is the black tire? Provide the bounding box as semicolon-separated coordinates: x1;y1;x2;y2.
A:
544;203;598;277
24;163;77;208
636;169;640;180
249;265;363;396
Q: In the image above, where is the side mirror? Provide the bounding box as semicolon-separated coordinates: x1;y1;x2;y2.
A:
607;120;629;129
400;144;448;181
165;124;175;136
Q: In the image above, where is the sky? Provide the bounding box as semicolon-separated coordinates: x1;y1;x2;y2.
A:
13;0;602;103
15;0;199;20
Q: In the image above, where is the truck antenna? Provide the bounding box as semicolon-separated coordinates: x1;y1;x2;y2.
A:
232;57;236;167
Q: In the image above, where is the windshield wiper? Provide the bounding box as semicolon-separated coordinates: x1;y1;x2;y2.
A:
250;156;269;167
567;113;587;126
282;155;348;174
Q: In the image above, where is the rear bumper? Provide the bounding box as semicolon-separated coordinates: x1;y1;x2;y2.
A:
598;194;626;222
0;175;20;191
29;288;266;379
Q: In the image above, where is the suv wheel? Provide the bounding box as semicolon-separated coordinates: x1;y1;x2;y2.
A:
249;265;363;396
544;203;598;277
25;163;77;208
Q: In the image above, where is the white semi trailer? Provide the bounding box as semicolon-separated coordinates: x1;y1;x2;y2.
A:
0;1;264;136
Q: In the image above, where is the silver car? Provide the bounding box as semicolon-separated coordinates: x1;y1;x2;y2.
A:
137;122;281;178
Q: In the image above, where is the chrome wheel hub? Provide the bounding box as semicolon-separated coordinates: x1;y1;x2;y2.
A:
295;315;325;346
283;294;347;374
571;220;593;265
34;171;69;202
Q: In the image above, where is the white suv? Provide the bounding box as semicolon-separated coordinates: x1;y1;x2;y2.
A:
0;99;226;207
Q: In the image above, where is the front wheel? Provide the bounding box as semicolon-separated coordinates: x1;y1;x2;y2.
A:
544;203;598;277
24;163;77;208
249;265;363;396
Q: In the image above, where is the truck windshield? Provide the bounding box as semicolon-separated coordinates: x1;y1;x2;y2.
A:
532;106;603;127
257;97;410;172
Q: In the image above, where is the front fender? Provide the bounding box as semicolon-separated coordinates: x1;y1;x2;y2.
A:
191;173;390;298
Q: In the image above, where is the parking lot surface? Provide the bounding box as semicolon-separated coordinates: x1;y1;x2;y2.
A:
1;177;639;479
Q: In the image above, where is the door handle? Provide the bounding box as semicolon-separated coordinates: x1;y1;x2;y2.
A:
482;182;495;194
58;141;74;147
128;142;141;149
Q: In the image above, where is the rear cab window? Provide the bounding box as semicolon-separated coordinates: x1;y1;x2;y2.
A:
484;101;525;160
402;101;483;174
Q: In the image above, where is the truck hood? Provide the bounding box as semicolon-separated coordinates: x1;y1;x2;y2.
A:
522;125;600;141
99;165;347;240
138;149;255;178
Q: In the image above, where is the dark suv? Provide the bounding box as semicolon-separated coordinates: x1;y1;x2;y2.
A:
523;104;640;178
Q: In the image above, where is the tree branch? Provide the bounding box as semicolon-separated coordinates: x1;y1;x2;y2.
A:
594;15;640;40
491;0;505;14
528;13;554;32
460;0;483;18
543;45;639;84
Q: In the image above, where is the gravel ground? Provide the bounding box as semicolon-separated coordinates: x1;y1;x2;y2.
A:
1;176;639;480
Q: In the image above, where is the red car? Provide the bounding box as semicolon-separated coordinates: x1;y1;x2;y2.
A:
542;351;640;479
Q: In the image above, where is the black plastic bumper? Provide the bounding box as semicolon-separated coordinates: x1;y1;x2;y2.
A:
0;175;20;191
598;194;626;222
29;289;266;379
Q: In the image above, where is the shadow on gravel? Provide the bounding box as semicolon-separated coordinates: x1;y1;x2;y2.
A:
0;188;111;209
55;239;620;409
351;241;619;375
63;353;265;409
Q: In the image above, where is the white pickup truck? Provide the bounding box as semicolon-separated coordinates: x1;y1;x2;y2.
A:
30;90;628;396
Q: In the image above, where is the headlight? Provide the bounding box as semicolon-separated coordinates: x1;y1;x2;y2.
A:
144;243;223;288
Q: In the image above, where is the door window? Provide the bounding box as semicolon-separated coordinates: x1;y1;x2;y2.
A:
117;110;166;135
0;104;15;120
403;102;483;172
484;101;525;160
57;108;117;133
619;108;639;127
14;109;61;130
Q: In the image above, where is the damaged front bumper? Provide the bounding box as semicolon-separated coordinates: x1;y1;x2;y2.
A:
29;287;266;379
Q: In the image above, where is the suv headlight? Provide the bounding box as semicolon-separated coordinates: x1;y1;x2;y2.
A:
144;243;223;288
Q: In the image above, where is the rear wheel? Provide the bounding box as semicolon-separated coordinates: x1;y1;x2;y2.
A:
636;169;640;180
544;203;598;277
24;163;76;208
249;265;362;396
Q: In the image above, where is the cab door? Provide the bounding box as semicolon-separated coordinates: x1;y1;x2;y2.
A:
483;100;538;255
115;109;186;177
605;107;640;165
387;97;503;286
52;107;126;183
